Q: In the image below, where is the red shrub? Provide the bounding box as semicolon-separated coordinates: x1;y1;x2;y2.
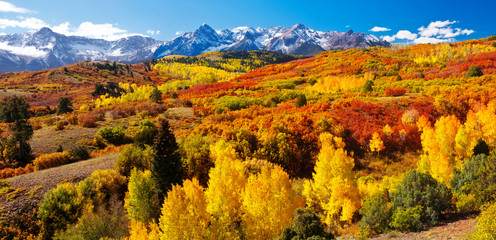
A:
111;106;136;119
385;86;407;97
78;113;98;128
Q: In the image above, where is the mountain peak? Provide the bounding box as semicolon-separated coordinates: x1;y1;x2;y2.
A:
35;27;55;36
346;29;354;34
289;23;309;31
199;23;214;31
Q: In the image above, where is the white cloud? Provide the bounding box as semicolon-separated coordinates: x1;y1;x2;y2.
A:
418;20;473;38
52;22;142;41
0;41;48;57
381;30;417;42
424;20;456;29
395;30;418;40
0;32;5;36
0;17;47;29
382;35;395;42
0;15;144;41
381;20;474;45
175;31;184;36
146;30;160;35
414;37;452;44
0;1;31;13
345;25;351;28
370;26;391;32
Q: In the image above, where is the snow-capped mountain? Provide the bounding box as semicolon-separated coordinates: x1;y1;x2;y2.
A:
154;23;390;58
0;24;390;73
0;27;161;73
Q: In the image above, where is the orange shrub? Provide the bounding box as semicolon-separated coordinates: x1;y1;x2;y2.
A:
33;151;72;171
89;144;128;158
66;113;78;125
78;113;98;128
385;86;407;97
0;164;34;179
29;118;43;130
44;117;56;126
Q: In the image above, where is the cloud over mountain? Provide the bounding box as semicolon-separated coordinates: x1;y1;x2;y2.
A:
382;20;474;44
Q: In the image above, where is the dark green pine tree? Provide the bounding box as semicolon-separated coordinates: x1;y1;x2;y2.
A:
151;119;184;204
0;96;34;165
466;65;483;78
149;87;163;104
56;97;73;115
473;138;490;156
279;208;334;240
362;80;374;93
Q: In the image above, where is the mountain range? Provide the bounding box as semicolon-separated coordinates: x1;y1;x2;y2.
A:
0;23;390;73
154;23;390;58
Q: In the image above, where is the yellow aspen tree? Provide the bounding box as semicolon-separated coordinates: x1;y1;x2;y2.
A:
370;132;385;153
159;178;210;240
418;125;436;174
126;221;160;240
302;133;361;229
455;125;471;161
435;115;460;160
357;176;380;198
416;115;431;131
205;140;247;240
383;124;393;137
477;101;496;148
241;164;305;240
419;115;460;185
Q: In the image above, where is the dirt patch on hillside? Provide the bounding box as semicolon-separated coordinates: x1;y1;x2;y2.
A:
369;219;477;240
0;89;32;98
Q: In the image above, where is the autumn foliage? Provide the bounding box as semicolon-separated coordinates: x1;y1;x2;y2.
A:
3;38;496;239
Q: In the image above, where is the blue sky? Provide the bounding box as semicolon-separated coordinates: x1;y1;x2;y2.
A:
0;0;494;43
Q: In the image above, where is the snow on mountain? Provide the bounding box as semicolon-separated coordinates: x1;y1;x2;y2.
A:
153;23;390;58
0;27;162;73
0;24;391;73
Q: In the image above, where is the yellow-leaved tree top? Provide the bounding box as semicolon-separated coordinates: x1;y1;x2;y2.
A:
159;178;210;240
418;115;460;185
370;132;385;153
303;133;361;229
205;140;247;240
241;164;305;240
125;221;160;240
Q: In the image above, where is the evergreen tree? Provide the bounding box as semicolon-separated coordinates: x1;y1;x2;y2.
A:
392;170;452;227
0;96;34;165
151;119;184;203
279;208;334;240
295;94;307;108
473;138;490;156
466;65;483;78
56;97;73;115
362;80;374;93
149;87;163;104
